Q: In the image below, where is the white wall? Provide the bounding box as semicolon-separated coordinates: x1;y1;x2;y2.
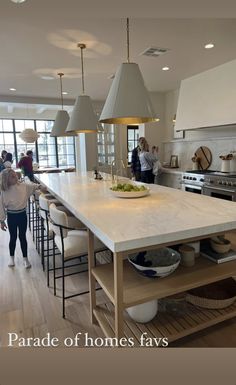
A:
164;89;179;141
142;92;165;159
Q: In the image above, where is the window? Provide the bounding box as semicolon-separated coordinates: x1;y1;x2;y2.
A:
57;136;75;167
0;120;15;164
15;120;36;166
127;125;139;163
0;118;76;168
36;120;57;167
97;124;115;167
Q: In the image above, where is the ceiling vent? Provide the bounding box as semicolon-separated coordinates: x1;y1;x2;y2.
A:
141;47;169;57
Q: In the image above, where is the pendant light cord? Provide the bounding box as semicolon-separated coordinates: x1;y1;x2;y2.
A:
80;45;85;94
58;72;64;110
126;17;130;63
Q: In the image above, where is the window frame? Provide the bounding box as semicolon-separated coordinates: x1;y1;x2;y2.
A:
127;125;139;164
0;118;76;167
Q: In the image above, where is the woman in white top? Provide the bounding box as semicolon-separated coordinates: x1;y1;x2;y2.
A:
0;168;40;268
3;152;13;168
138;140;158;184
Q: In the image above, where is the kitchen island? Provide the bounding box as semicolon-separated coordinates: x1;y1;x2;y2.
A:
36;171;236;344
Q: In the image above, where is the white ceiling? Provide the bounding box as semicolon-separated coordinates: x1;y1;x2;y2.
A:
1;1;236;103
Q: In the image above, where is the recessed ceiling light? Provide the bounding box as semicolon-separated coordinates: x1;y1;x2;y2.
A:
41;75;54;80
62;91;68;95
205;43;214;49
9;88;16;91
11;0;26;3
162;66;170;71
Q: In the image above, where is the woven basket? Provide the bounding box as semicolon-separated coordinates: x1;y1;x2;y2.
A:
186;278;236;309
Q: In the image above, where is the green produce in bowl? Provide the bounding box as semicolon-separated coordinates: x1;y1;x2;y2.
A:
110;183;147;192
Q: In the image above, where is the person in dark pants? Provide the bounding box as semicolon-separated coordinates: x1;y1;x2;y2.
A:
7;210;28;260
0;168;39;268
130;137;146;181
17;150;34;182
139;140;158;184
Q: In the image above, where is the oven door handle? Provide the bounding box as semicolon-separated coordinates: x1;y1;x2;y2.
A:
203;185;235;193
184;184;202;190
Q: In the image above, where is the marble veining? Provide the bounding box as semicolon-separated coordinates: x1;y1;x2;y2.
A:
36;172;236;253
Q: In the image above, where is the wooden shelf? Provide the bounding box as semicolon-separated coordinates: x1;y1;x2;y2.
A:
94;301;236;345
92;257;236;308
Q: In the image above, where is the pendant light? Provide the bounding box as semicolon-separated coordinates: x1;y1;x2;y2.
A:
100;18;158;125
19;105;40;143
50;73;74;137
19;128;39;143
66;43;98;134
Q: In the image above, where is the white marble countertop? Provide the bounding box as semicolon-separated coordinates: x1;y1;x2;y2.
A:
36;171;236;253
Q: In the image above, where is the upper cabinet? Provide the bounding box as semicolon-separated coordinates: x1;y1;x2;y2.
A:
175;59;236;131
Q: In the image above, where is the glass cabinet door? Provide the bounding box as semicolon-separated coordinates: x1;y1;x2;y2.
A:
97;124;115;168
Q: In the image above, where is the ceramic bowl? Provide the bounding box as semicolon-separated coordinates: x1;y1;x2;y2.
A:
210;239;231;254
128;248;181;278
126;300;158;323
110;188;150;198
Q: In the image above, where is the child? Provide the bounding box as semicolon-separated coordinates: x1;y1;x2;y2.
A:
0;168;40;268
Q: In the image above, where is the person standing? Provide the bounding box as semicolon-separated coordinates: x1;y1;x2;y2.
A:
0;150;7;172
0;168;40;268
0;149;7;162
3;152;13;168
130;137;146;181
17;150;34;181
139;141;158;184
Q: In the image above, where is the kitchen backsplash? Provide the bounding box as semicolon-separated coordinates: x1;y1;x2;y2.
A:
163;137;236;172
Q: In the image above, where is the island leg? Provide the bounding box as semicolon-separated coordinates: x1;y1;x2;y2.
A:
88;229;96;323
114;252;124;339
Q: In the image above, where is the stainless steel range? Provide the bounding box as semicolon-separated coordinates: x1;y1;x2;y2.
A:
182;170;236;201
181;170;212;194
203;172;236;201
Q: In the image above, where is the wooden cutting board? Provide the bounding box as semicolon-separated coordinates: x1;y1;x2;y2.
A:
194;146;212;170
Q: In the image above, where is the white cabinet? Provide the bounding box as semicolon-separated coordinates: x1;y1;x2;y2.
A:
157;171;182;189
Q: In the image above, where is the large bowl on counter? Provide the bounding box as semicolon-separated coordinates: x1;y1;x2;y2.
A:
128;248;181;278
110;182;150;198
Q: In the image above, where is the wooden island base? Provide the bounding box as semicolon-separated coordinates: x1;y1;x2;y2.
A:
91;256;236;343
94;301;236;346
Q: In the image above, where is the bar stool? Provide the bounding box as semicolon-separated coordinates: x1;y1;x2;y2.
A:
39;194;86;283
49;203;106;318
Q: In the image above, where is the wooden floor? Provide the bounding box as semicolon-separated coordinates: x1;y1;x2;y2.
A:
1;227;236;348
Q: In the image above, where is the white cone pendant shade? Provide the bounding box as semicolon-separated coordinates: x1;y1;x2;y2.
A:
99;62;157;124
50;72;76;137
66;43;98;134
66;95;98;134
50;110;74;137
100;18;158;125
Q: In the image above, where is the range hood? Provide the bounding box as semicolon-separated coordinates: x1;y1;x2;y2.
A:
175;59;236;131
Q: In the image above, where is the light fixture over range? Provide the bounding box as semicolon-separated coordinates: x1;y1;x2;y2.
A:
99;18;158;125
50;73;75;137
66;43;98;134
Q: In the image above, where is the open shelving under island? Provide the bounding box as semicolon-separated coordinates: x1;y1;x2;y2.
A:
36;171;236;345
